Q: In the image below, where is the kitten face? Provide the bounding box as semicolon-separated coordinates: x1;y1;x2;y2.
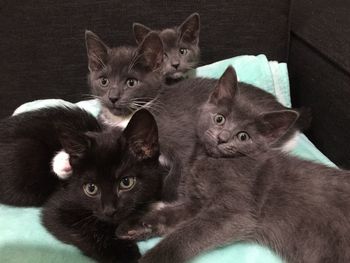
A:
197;67;299;158
86;31;164;117
60;109;163;223
133;13;200;80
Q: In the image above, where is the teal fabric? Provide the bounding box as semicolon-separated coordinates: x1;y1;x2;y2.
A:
1;55;334;262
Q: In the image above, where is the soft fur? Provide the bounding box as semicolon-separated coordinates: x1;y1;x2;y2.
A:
54;30;310;202
0;107;100;206
42;109;166;263
133;13;200;82
117;70;350;263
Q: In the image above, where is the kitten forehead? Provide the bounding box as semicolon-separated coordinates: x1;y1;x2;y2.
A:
160;29;180;49
108;46;136;71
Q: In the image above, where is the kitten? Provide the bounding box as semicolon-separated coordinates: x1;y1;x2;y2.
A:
133;13;200;82
116;67;304;238
42;109;165;263
118;70;350;263
0;107;100;206
85;30;164;119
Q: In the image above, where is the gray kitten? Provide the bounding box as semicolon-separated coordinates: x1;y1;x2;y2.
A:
118;68;350;263
133;13;200;82
86;30;164;119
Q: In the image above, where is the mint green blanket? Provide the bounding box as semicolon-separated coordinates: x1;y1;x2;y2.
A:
2;55;334;263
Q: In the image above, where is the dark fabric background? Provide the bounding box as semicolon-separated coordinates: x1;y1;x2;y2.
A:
0;0;290;118
289;0;350;168
0;0;349;167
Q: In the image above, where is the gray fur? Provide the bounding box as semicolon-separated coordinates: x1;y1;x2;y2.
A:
133;13;200;81
131;151;350;263
85;30;163;117
116;69;350;263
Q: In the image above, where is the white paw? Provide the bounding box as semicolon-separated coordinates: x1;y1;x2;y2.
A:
52;150;72;179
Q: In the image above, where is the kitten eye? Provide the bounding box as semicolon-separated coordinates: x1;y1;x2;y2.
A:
126;78;139;88
83;183;99;197
163;53;169;59
99;77;109;87
237;132;250;142
119;177;136;191
213;114;226;125
179;48;188;55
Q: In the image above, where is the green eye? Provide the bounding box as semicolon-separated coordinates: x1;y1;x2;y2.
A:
100;77;109;87
83;183;99;197
119;177;136;191
214;114;225;125
237;132;250;142
179;48;188;55
126;78;138;88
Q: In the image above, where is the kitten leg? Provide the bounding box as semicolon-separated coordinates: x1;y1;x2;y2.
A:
139;207;256;263
52;150;72;179
116;200;199;241
42;200;140;263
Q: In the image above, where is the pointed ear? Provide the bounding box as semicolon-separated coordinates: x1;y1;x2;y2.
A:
59;130;95;162
179;13;200;44
85;30;109;72
133;23;152;44
136;32;163;71
257;110;299;144
123;109;159;160
209;66;238;104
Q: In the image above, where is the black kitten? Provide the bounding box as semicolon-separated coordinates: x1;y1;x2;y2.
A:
0;107;100;206
119;73;350;263
42;109;165;263
133;13;200;82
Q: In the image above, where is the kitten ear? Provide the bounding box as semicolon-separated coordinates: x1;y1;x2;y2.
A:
123;109;159;160
209;66;238;104
136;32;163;71
257;110;299;144
179;13;200;44
85;30;110;72
133;23;152;44
59;129;94;161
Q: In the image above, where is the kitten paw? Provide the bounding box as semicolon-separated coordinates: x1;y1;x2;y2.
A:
52;150;72;179
116;221;156;241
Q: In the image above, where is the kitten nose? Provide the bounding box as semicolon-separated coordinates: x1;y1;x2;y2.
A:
171;62;180;69
103;205;117;217
218;131;231;144
109;96;119;104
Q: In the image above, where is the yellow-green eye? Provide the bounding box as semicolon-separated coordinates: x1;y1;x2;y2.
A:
100;77;109;87
126;78;138;88
237;132;250;142
214;114;225;125
119;177;136;191
179;48;188;55
83;183;99;197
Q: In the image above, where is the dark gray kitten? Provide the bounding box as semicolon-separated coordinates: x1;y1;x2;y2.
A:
85;30;163;119
142;67;309;200
133;13;200;82
118;69;350;263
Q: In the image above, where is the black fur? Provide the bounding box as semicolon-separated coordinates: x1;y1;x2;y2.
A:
0;107;100;206
41;109;166;263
